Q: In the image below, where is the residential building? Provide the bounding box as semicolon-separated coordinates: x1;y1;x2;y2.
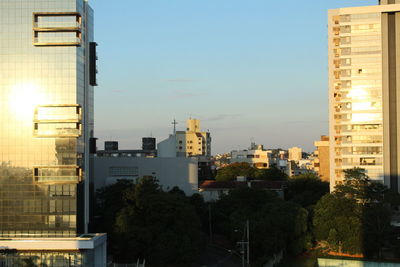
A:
288;147;303;163
158;118;213;180
314;136;330;182
176;119;211;157
0;0;106;265
230;143;271;169
329;1;400;191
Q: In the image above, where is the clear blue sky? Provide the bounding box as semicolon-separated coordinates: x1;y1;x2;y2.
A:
90;0;377;153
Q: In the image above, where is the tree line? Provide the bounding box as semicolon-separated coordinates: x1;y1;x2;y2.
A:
95;163;400;266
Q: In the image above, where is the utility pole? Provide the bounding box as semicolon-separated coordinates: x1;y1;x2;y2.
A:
208;204;212;243
246;220;250;266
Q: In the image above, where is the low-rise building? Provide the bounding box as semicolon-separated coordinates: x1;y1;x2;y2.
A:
314;136;330;182
199;179;284;202
230;143;271;169
93;156;198;196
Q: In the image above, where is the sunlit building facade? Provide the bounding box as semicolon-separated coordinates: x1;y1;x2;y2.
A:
0;0;106;266
329;0;400;192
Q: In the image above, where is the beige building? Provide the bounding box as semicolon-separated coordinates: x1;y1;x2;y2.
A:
314;136;330;182
230;143;271;169
288;147;303;163
176;119;211;157
329;1;400;191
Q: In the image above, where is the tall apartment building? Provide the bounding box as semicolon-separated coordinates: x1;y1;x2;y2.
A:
288;147;303;163
176;119;211;157
328;0;400;192
0;0;106;265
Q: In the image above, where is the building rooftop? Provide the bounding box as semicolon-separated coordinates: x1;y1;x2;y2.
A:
199;180;284;190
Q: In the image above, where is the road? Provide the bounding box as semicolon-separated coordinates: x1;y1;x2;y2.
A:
193;244;242;267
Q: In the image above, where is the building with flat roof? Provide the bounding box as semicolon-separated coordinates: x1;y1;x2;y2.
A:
328;0;400;191
176;119;211;157
314;136;330;182
93;155;199;196
230;143;271;169
0;0;105;265
288;147;303;163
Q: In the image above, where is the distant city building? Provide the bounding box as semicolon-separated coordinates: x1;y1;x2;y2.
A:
288;147;303;163
158;118;212;158
328;1;400;191
314;136;330;182
287;160;314;177
94;155;198;196
230;143;271;169
176;119;211;157
157;118;213;180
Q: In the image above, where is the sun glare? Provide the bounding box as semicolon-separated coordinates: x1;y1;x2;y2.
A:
8;82;46;121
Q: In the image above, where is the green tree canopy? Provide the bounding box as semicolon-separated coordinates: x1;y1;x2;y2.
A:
215;162;257;181
285;174;329;208
313;168;400;258
96;177;206;265
212;187;310;265
215;163;288;181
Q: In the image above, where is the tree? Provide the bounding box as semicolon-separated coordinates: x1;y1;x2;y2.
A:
212;187;310;265
285;174;329;208
313;194;363;254
215;162;257;181
313;168;400;258
96;176;205;265
255;166;288;181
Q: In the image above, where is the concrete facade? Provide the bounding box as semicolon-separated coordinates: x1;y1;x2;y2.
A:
176;119;211;157
288;147;303;163
230;144;271;169
314;136;330;182
93;156;199;196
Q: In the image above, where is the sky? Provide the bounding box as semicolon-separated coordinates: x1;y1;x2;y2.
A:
90;0;377;154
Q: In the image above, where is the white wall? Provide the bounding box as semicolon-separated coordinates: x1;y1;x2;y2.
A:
93;157;199;196
157;134;177;158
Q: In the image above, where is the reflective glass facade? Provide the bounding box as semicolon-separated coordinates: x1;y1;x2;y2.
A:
329;11;384;184
0;0;94;237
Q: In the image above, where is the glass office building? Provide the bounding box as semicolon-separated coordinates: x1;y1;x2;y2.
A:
329;0;400;192
0;0;105;266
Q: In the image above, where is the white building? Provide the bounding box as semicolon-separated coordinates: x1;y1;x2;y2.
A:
93;156;199;196
230;143;271;169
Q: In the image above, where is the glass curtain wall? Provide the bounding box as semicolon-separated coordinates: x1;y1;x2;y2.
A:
331;12;384;182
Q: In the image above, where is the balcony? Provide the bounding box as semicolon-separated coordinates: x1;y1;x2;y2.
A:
33;166;82;184
33;12;82;46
